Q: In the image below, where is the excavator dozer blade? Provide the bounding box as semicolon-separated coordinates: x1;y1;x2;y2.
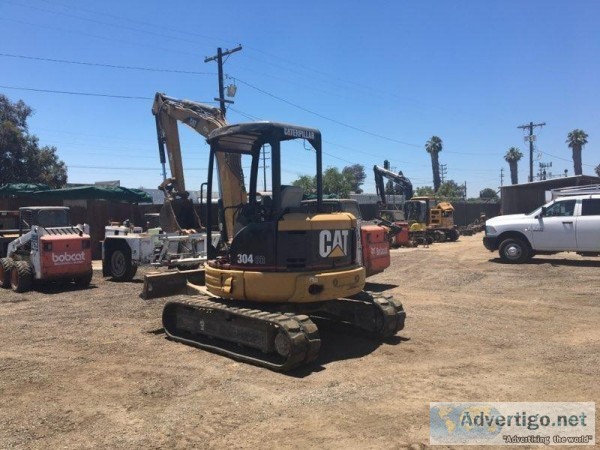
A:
141;268;206;300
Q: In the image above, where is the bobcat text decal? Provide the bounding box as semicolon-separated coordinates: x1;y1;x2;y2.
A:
319;230;349;258
52;251;86;265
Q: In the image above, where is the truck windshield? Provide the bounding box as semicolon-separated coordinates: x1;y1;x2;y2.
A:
527;206;542;216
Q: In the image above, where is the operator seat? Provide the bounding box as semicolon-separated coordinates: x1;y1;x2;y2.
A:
278;186;304;217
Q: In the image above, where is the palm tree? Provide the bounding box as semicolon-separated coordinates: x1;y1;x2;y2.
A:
425;136;443;191
504;147;523;185
566;129;588;175
595;164;600;177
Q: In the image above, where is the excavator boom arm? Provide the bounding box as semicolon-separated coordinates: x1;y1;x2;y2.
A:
373;165;413;206
152;93;226;195
151;93;247;238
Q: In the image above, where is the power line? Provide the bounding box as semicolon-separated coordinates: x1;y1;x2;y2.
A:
1;51;420;150
69;165;208;171
2;50;502;157
14;0;231;48
0;85;152;100
540;151;596;168
0;52;214;75
5;1;214;49
235;78;421;149
12;0;407;105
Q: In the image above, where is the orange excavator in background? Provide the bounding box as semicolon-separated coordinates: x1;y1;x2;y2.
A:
160;121;407;371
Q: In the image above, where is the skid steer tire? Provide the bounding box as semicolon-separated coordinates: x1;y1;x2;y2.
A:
0;257;12;288
74;271;93;288
11;261;33;293
107;247;137;281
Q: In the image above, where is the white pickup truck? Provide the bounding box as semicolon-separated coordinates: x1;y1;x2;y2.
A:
483;193;600;263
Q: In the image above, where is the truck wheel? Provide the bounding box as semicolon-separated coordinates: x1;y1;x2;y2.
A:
499;238;531;264
74;271;93;288
0;257;12;288
108;247;137;281
11;261;33;293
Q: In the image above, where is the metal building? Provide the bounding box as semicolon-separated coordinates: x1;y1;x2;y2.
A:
500;175;600;214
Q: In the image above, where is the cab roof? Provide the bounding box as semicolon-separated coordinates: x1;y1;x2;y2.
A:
207;121;321;154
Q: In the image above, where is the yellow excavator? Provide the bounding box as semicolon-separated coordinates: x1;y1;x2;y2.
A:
404;196;460;242
160;121;406;371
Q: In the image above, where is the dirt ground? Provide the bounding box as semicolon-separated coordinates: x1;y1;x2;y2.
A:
0;234;598;449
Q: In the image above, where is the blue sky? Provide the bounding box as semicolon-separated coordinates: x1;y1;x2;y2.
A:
1;0;599;197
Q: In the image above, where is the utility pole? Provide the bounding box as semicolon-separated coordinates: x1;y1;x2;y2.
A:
517;121;545;182
539;162;552;181
204;45;242;117
261;145;271;191
439;164;447;183
500;168;504;186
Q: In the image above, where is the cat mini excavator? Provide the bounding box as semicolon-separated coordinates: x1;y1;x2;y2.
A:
162;122;406;371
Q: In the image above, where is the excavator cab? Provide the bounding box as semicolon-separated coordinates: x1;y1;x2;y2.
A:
403;198;429;225
204;122;321;248
205;122;360;287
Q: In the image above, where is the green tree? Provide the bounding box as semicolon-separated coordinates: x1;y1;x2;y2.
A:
342;164;366;194
436;180;464;199
595;164;600;177
415;186;434;197
504;147;523;185
292;164;364;197
479;188;499;202
322;167;352;197
291;175;316;193
566;129;588;176
425;136;443;192
0;94;67;187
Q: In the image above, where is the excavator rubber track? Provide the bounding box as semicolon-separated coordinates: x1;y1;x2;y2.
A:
313;291;406;338
161;292;405;372
162;296;321;372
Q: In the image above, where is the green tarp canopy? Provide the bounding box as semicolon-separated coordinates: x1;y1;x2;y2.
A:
0;183;51;194
0;184;153;203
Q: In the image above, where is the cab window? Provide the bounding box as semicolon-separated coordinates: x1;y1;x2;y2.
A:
544;200;576;217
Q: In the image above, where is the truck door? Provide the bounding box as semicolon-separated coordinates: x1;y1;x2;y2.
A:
531;199;577;250
576;198;600;251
